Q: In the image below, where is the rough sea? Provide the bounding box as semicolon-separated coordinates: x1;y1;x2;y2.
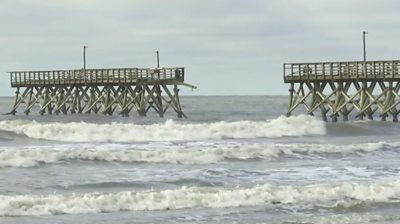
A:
0;95;400;224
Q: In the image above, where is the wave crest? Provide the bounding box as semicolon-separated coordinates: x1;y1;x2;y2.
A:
1;180;400;216
0;115;325;142
0;141;392;167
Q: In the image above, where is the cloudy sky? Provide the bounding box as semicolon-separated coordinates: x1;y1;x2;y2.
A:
1;0;399;96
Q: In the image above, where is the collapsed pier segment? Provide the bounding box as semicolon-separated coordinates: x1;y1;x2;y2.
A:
8;67;196;118
284;60;400;122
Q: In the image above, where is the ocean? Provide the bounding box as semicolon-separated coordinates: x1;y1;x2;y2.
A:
0;95;400;224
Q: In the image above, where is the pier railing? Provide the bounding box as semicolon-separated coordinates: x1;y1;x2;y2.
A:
9;67;184;87
284;60;400;83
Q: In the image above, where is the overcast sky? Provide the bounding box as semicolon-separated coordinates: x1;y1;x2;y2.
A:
1;0;399;96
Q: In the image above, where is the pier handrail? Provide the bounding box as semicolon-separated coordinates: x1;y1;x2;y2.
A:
284;59;400;83
9;67;185;87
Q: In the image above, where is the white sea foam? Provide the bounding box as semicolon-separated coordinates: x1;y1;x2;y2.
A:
1;180;400;216
0;141;395;167
0;115;325;142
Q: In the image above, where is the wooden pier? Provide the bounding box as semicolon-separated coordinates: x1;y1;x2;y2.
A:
8;67;195;118
284;59;400;122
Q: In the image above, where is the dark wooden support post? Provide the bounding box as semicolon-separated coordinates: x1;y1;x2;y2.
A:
8;87;20;115
24;87;34;115
174;85;184;118
286;83;294;117
137;85;146;117
155;86;164;117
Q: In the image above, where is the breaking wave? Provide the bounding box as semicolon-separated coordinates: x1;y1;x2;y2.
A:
1;180;400;216
0;115;325;142
0;141;394;167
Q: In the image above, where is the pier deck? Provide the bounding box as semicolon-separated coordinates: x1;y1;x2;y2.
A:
284;59;400;122
8;67;195;118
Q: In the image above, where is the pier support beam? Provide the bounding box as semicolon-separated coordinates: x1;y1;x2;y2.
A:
285;79;400;122
8;83;189;118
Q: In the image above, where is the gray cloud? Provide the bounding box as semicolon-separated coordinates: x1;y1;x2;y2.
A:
1;0;400;96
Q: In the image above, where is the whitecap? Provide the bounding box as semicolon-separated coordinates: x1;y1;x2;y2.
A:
0;115;326;142
1;180;400;216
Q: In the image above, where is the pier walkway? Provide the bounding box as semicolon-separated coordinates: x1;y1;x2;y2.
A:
284;60;400;122
8;67;195;118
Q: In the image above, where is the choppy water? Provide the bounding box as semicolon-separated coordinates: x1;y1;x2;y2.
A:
1;96;400;224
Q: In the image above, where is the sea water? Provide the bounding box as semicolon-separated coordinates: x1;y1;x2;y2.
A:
0;96;400;223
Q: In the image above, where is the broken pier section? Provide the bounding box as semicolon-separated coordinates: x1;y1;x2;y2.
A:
8;67;195;118
284;60;400;122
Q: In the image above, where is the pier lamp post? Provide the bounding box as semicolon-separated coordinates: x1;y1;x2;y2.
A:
83;45;88;70
155;50;160;68
363;31;367;62
363;31;368;78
